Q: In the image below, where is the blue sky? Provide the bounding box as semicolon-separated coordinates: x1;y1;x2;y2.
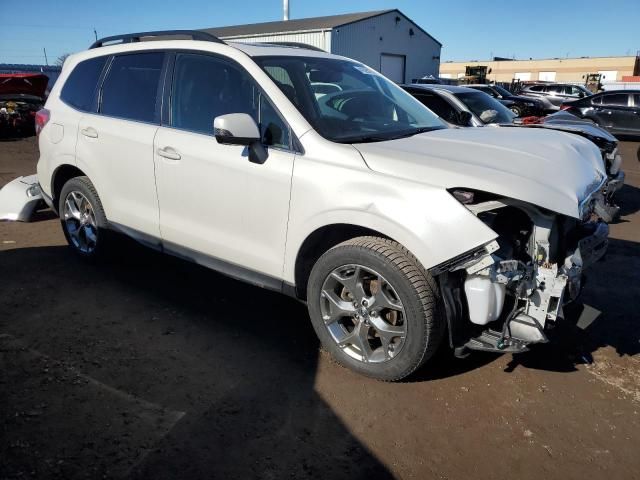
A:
0;0;638;65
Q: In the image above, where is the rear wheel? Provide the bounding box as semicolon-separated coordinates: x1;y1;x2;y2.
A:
59;176;110;260
307;237;444;381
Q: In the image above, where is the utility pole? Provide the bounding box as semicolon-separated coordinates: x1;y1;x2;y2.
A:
43;47;48;66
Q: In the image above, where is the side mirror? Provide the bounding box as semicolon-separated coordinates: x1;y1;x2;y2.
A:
457;111;473;126
214;113;267;164
578;92;585;98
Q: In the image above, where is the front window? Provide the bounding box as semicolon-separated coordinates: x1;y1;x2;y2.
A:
171;53;290;148
254;56;445;143
453;91;516;124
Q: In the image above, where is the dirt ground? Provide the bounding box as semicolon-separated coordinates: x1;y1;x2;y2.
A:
1;136;639;480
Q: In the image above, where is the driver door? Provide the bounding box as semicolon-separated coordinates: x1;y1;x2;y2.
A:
154;53;296;282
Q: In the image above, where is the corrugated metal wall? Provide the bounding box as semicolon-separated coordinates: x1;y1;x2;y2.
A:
221;30;331;52
330;11;441;83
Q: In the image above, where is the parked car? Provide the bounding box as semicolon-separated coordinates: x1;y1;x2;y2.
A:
27;31;609;381
560;90;640;138
402;84;516;126
518;83;592;112
403;84;624;221
0;73;48;137
466;84;545;117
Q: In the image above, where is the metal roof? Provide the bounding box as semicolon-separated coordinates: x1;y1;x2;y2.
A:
202;9;395;38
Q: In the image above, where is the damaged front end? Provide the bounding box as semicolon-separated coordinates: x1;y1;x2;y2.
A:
434;188;608;356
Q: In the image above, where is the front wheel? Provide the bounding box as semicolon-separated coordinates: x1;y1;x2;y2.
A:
509;105;523;117
307;237;445;381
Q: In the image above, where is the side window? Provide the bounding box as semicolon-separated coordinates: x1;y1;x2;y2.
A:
547;85;562;94
259;94;291;149
171;53;258;136
591;96;602;105
413;93;459;124
100;52;164;123
60;56;108;112
600;93;629;107
481;87;495;96
529;85;544;92
635;94;640;107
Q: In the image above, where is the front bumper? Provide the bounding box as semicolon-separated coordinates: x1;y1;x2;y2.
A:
0;174;43;221
605;170;625;196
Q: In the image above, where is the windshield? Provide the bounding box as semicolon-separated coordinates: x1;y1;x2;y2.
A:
492;85;513;97
254;56;445;143
454;91;516;125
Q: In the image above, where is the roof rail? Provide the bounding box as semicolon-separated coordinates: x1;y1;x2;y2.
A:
90;30;225;49
261;42;325;52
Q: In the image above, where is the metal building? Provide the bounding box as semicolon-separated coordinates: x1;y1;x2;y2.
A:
203;9;442;84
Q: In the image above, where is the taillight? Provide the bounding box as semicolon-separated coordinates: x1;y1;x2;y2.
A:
35;108;50;136
560;104;571;111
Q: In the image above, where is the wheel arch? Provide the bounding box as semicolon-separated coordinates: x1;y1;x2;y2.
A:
293;223;397;300
51;164;87;211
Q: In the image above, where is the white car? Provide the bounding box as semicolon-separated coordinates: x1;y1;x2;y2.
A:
31;31;609;380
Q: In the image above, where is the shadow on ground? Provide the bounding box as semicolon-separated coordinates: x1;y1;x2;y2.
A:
1;226;638;477
0;242;393;479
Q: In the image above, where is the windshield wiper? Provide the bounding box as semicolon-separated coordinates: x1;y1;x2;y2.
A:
334;134;393;144
385;126;442;140
335;126;442;144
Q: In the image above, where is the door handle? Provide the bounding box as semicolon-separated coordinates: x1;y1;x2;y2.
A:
80;127;98;138
156;147;181;161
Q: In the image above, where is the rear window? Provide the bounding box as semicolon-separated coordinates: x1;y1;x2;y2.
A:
100;52;164;123
60;56;108;112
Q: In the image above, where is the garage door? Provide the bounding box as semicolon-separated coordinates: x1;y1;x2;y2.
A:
380;54;405;83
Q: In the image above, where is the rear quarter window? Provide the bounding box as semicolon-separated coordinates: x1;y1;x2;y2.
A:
60;56;108;112
600;93;629;107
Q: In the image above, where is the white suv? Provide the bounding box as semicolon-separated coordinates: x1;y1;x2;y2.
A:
36;31;609;380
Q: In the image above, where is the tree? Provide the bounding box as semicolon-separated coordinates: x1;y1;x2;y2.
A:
55;53;71;67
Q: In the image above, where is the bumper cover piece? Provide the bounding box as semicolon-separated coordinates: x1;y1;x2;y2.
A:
0;174;42;222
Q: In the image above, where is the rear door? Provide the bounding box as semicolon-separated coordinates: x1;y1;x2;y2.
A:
545;85;565;108
593;92;633;133
153;52;296;281
632;94;640;135
76;51;165;241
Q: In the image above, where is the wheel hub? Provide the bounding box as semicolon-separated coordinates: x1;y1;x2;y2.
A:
320;264;407;364
62;190;98;254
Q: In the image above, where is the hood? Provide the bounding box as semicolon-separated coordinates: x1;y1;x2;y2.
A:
353;127;606;219
0;74;48;98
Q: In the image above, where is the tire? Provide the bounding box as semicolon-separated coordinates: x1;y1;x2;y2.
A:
307;236;445;381
58;176;111;260
509;105;523;117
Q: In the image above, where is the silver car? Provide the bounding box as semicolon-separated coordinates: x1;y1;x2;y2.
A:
519;83;592;111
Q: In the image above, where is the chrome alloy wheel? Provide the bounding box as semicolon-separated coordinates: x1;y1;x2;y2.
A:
63;191;98;254
320;264;407;363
